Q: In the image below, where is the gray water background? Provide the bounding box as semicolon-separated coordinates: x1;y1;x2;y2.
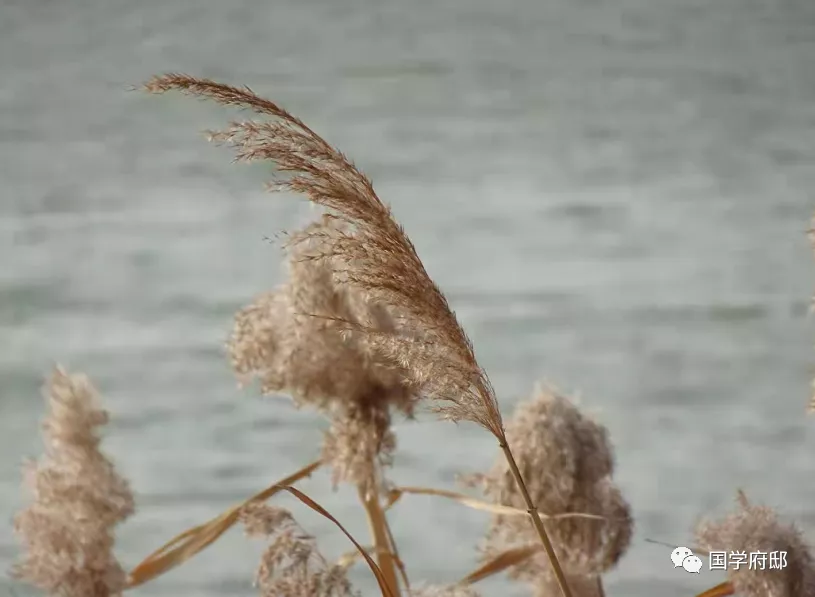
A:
3;1;815;595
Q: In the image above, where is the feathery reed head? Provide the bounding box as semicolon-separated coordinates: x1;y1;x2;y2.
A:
228;216;417;485
12;366;134;597
241;502;358;597
470;387;632;582
695;492;815;597
145;73;506;441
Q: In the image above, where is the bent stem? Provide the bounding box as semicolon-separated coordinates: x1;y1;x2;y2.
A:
500;440;574;597
357;481;401;596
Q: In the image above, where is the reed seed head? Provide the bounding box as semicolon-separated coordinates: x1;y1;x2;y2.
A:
240;502;358;597
12;367;134;597
228;216;418;486
145;73;507;442
471;387;632;583
695;492;815;597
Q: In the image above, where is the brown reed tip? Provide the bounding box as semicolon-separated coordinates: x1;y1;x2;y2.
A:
146;72;506;441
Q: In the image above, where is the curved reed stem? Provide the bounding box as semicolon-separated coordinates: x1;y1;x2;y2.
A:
500;441;574;597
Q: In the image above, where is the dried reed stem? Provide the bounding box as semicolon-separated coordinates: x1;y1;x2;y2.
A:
500;441;573;597
382;507;411;592
358;483;400;596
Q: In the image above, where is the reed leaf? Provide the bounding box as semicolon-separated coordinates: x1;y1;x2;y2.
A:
279;485;397;597
459;544;542;585
385;486;608;521
127;459;321;588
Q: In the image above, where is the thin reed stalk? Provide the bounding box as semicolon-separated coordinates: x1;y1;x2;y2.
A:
382;506;411;592
357;483;400;596
499;441;573;597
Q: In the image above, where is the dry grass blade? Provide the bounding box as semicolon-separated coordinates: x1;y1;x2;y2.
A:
459;544;543;585
277;485;397;597
143;72;573;597
127;459;321;588
695;581;736;597
385;486;608;521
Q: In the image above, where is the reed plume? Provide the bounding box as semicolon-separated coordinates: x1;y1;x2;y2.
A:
227;214;416;593
695;492;815;597
229;214;418;487
144;74;502;436
465;386;631;596
12;366;135;597
240;502;358;597
144;73;574;596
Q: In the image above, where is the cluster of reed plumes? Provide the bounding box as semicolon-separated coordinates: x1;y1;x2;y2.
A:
11;74;815;597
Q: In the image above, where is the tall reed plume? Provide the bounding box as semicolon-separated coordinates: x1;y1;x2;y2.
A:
228;214;419;487
12;367;135;597
143;73;575;597
226;214;420;594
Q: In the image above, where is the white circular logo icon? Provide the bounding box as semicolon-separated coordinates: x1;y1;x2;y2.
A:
670;547;703;573
682;555;703;573
671;546;694;568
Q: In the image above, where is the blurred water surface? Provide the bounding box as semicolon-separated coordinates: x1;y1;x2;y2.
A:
3;1;815;595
